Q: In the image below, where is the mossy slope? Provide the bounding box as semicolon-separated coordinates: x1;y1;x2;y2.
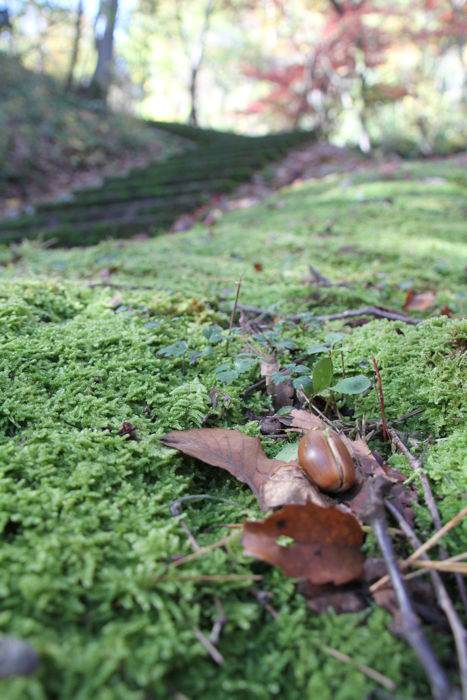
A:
0;158;465;699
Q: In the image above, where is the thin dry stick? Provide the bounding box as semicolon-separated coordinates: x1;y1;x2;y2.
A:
235;304;420;325
158;574;262;583
410;560;467;574
365;478;453;700
227;277;243;335
371;355;389;440
385;500;466;700
390;429;441;529
193;627;224;665
389;429;467;612
322;645;396;692
170;532;240;568
371;506;467;593
209;598;227;645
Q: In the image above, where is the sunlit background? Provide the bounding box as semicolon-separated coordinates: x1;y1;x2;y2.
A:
1;0;466;153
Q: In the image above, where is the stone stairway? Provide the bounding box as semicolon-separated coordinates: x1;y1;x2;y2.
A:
0;122;313;247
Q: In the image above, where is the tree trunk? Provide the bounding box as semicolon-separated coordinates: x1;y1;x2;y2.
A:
186;0;215;126
89;0;119;102
65;0;84;91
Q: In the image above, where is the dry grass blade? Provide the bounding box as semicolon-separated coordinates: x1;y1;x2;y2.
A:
371;506;467;593
410;560;467;575
170;532;240;568
193;628;224;666
157;574;263;583
322;645;396;692
384;500;466;700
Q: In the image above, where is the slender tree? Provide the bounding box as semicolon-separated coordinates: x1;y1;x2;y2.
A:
175;0;215;126
89;0;119;102
65;0;83;91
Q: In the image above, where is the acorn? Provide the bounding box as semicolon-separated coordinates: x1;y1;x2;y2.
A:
297;428;356;493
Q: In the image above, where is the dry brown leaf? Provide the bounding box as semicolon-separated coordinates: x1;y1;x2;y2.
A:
402;289;436;312
242;502;364;585
260;355;294;411
161;428;327;510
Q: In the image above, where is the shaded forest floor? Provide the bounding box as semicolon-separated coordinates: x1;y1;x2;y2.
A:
0;154;466;699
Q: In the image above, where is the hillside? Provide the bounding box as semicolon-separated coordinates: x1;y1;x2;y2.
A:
0;54;182;214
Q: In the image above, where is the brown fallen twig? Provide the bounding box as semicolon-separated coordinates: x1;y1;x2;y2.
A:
385;500;466;700
410;559;467;574
371;506;467;593
227;277;243;350
371;355;389;440
193;627;224;665
157;574;262;583
364;477;454;700
235;304;420;325
170;533;240;568
389;429;467;611
307;264;333;287
322;645;396;692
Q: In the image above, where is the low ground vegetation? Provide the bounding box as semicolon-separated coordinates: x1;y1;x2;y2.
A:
0;149;465;698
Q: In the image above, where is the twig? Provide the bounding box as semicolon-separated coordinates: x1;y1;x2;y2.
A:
157;574;262;583
251;588;280;620
193;627;224;665
235;304;420;325
389;429;467;611
371;506;467;593
241;377;266;397
209;598;227;645
307;264;333;287
305;306;421;325
363;477;454;700
322;645;396;692
169;494;236;552
170;532;240;568
226;277;243;351
389;430;440;529
410;559;467;574
371;355;389;440
88;281;155;290
385;500;466;700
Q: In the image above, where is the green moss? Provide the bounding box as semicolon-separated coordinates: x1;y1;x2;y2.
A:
0;158;465;698
341;317;466;438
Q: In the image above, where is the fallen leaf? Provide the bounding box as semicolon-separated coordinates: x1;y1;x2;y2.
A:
402;289;436;312
260;355;294;411
242;502;364;585
253;262;263;272
161;428;326;510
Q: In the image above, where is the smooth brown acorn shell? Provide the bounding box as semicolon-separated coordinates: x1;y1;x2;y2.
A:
297;429;356;493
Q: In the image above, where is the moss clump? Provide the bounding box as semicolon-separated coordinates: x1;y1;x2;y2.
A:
0;158;465;698
341;317;466;438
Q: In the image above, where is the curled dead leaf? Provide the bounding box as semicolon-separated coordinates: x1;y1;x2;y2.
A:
160;428;326;510
260;355;294;411
242;502;365;585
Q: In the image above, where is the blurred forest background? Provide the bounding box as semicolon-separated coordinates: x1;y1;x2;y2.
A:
0;0;466;203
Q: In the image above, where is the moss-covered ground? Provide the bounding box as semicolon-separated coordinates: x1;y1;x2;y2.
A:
0;157;466;699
